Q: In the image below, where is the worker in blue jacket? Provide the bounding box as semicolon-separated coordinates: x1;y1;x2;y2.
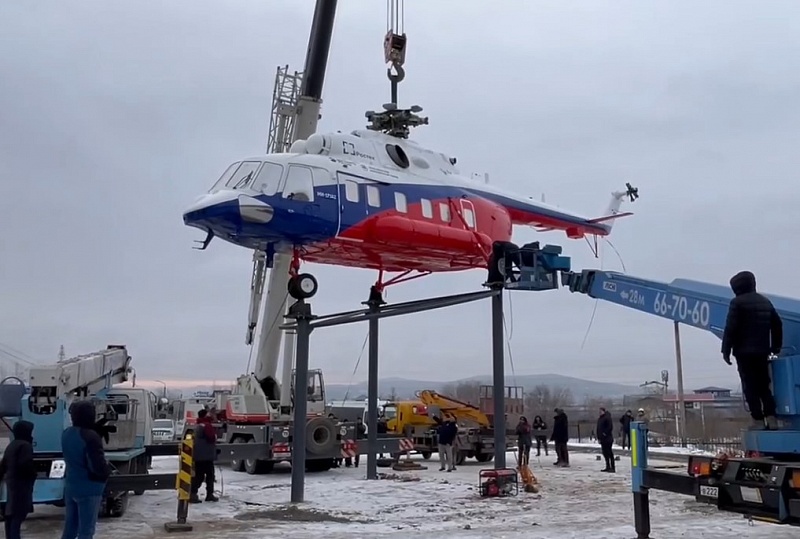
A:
60;400;111;539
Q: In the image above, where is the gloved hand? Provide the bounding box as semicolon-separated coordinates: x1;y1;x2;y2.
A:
722;354;732;366
93;417;118;445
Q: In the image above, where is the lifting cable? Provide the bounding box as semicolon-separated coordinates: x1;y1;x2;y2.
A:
579;239;627;350
502;293;518;387
384;0;407;106
340;333;369;404
340;287;390;404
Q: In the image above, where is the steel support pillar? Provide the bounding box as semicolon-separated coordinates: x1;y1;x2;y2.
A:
673;321;687;447
491;291;506;468
631;421;651;539
366;299;381;480
289;300;314;503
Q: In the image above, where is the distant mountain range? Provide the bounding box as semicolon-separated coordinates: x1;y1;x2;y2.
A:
149;374;641;402
325;374;640;401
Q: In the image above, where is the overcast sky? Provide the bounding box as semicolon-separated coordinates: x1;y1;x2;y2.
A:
2;1;799;391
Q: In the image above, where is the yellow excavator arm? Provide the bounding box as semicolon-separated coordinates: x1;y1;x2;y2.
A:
417;390;491;429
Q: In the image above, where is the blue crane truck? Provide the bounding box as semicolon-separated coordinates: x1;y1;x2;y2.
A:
561;268;800;530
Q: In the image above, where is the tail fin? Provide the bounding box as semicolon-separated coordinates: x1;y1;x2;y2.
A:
587;183;639;232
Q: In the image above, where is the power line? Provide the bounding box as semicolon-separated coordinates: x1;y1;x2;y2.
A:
0;343;36;366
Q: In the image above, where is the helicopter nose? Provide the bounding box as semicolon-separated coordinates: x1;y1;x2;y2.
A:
237;194;274;224
182;190;274;231
182;190;239;228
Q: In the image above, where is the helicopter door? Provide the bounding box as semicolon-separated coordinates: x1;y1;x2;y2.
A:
280;164;340;240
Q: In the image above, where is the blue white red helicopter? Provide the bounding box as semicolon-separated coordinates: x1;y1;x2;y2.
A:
183;105;639;301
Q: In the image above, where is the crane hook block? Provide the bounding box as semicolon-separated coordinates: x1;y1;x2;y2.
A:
384;31;407;66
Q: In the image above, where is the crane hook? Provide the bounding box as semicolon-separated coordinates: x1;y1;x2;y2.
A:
387;63;405;84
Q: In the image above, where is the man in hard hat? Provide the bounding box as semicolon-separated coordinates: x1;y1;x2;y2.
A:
721;271;783;430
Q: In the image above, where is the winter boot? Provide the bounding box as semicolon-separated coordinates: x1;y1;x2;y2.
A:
189;493;202;504
610;459;616;473
750;418;766;430
601;458;611;472
765;416;779;430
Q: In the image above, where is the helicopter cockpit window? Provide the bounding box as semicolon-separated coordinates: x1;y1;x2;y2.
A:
210;162;240;192
282;165;315;202
226;161;262;190
254;162;284;195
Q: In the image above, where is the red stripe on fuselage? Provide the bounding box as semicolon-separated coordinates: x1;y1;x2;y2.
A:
302;197;512;272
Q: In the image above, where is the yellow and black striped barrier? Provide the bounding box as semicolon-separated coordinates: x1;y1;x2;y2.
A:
164;432;195;533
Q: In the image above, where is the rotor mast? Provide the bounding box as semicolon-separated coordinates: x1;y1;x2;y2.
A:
365;0;428;139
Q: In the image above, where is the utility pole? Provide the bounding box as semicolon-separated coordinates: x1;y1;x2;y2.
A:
673;322;688;447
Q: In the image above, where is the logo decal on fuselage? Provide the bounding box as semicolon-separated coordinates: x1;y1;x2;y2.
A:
342;141;375;161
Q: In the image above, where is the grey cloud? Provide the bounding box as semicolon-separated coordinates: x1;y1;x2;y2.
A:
1;1;799;389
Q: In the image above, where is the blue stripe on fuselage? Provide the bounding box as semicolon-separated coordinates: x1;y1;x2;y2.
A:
184;181;606;250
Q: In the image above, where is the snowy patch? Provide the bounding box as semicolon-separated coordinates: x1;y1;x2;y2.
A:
14;452;796;538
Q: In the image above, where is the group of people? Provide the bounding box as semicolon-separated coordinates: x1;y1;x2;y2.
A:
515;408;570;468
0;400;112;539
514;407;651;473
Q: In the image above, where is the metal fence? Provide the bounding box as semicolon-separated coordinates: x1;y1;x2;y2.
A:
560;409;749;453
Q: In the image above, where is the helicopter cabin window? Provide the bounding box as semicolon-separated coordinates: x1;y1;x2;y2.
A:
394;192;407;213
463;207;476;229
345;180;359;203
366;185;381;208
254;162;284;195
420;198;433;219
226;161;261;190
439;203;451;222
282;165;314;202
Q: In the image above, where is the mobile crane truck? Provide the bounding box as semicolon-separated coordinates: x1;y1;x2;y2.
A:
0;346;173;518
561;268;800;526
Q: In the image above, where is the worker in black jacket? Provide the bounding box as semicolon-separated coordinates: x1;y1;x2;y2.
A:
0;421;36;539
550;408;569;467
619;410;633;450
433;416;458;472
597;407;615;472
721;271;783;430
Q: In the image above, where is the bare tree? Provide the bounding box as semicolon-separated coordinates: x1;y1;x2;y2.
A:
524;385;574;418
583;395;615;412
438;381;482;405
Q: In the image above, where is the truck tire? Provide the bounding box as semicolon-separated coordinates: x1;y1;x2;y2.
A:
475;453;493;463
244;439;273;475
230;437;247;472
306;417;336;456
420;451;432;460
455;451;467;466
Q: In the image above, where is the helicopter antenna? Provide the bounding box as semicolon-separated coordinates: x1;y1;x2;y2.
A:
365;0;428;139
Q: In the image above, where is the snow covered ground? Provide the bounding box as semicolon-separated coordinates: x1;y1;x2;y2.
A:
14;451;797;538
569;440;716;458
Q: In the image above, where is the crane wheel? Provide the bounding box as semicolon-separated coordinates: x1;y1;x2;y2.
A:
306;417;336;455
